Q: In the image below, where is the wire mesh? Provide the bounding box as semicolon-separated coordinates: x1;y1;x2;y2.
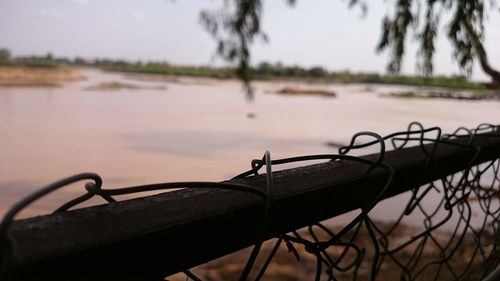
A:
1;122;499;281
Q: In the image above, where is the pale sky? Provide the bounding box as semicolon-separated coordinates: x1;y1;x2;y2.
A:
0;0;499;81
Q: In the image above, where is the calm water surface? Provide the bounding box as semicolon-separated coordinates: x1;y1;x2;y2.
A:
1;69;499;218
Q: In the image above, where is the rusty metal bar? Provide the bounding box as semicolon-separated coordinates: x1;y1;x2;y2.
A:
6;132;500;281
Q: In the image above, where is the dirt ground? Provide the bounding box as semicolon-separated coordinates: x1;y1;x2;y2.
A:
167;222;497;281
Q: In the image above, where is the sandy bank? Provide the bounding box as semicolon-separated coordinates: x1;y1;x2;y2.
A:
382;90;500;101
0;66;81;87
273;86;337;97
84;81;167;91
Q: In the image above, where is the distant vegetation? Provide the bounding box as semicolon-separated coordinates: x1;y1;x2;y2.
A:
98;60;488;90
0;48;489;90
0;48;11;64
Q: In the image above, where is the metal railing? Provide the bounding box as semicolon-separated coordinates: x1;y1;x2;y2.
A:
1;122;499;281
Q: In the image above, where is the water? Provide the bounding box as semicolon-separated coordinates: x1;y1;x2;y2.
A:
0;69;499;217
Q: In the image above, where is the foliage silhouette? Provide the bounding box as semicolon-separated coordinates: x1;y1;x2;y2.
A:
199;0;500;88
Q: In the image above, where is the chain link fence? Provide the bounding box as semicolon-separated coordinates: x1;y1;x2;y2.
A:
1;122;499;281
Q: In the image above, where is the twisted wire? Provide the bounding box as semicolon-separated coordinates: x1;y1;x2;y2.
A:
0;123;499;281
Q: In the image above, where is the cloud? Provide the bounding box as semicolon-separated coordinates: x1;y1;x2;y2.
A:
23;9;63;19
130;11;145;21
67;0;90;5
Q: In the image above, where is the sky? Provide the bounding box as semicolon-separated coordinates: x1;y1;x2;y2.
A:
0;0;499;81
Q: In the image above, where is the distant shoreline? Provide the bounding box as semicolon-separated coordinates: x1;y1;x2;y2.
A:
103;66;500;100
1;64;497;99
1;51;495;91
102;64;490;91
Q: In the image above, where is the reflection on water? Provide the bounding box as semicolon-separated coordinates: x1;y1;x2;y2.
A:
121;129;322;157
0;69;499;217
